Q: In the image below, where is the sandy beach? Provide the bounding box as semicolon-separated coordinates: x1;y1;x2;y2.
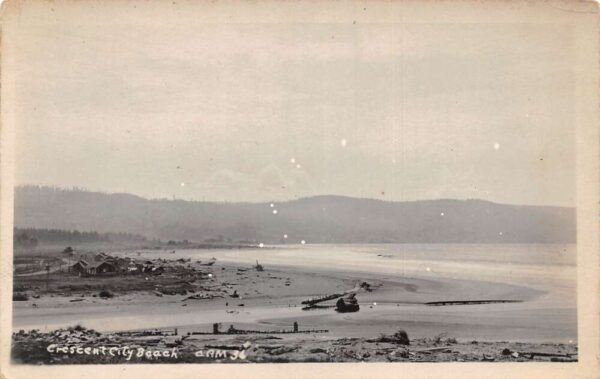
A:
13;244;576;344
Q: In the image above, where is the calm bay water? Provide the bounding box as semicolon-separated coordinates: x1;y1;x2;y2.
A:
134;243;576;294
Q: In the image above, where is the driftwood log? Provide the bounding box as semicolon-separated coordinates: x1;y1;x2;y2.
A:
301;292;346;306
301;282;370;306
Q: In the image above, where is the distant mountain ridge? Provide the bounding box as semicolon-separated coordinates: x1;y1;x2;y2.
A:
14;186;576;244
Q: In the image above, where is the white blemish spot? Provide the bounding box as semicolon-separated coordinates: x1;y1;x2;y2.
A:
494;143;500;150
270;203;275;208
440;212;444;216
272;209;278;215
300;240;306;245
499;232;503;235
373;302;377;306
426;267;431;272
208;274;213;278
340;139;347;147
290;158;296;163
283;234;288;239
259;243;264;248
296;164;301;169
180;182;185;187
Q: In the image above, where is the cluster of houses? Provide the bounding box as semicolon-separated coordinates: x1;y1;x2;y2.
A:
69;252;164;277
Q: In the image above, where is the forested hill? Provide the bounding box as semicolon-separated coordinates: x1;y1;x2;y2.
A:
14;186;576;244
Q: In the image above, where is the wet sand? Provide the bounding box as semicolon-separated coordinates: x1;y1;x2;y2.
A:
13;251;576;343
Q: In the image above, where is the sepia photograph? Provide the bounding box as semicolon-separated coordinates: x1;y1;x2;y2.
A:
0;0;598;378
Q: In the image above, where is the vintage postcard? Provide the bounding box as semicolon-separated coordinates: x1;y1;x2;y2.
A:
0;0;598;378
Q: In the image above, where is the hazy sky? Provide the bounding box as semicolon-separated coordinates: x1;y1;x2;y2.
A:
11;9;576;205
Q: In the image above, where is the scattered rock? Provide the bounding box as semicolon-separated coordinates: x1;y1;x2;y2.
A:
390;347;409;358
335;294;360;313
98;290;114;298
370;330;410;345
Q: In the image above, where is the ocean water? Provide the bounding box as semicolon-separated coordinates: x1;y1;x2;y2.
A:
137;243;576;296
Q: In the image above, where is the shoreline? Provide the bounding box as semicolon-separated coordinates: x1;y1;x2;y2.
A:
13;257;575;343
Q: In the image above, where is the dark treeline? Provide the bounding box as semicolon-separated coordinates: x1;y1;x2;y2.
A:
14;227;148;247
19;184;97;193
16;186;576;244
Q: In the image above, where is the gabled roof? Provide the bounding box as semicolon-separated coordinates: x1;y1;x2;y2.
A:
87;261;116;269
72;259;89;267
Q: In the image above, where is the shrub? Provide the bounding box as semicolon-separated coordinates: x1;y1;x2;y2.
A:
13;293;29;301
98;290;114;298
67;324;86;332
393;330;410;345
